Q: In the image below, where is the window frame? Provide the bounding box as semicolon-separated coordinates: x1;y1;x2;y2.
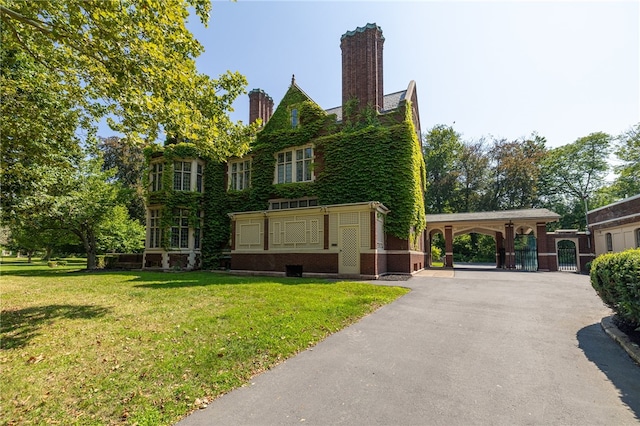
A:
150;162;163;192
148;209;162;248
635;228;640;249
605;232;613;252
228;158;252;191
274;145;314;184
173;161;192;191
171;208;190;249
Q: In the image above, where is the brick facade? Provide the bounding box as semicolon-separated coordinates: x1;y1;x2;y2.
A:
341;23;384;113
249;89;274;126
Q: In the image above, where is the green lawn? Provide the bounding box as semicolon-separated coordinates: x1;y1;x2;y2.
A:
0;258;409;425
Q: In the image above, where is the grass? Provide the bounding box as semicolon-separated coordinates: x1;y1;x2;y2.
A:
0;258;409;425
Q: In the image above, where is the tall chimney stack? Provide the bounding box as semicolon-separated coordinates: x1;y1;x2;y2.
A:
249;89;274;126
341;23;384;114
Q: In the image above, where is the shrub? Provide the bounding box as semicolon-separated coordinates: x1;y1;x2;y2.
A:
431;245;442;262
590;248;640;328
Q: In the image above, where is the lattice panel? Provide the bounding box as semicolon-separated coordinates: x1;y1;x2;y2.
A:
272;221;281;245
341;227;359;267
310;219;319;243
340;212;359;226
239;223;261;246
360;212;370;248
285;221;306;244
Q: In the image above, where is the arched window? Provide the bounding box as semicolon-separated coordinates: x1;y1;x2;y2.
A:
606;232;613;252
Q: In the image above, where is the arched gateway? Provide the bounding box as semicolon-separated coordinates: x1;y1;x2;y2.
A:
425;209;561;271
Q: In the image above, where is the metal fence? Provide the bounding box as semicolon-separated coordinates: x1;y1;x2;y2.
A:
514;247;538;271
557;246;578;271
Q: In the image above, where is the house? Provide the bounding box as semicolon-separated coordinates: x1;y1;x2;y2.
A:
588;194;640;256
142;23;428;278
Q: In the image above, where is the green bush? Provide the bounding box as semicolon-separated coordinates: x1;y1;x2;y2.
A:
590;248;640;328
431;245;442;262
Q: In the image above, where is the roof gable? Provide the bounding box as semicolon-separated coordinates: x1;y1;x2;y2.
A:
261;79;325;134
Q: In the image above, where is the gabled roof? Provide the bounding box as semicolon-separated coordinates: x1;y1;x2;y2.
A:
426;209;560;224
325;90;407;122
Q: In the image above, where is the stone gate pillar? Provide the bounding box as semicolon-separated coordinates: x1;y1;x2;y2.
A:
495;232;505;268
505;223;515;269
536;222;551;271
444;225;454;268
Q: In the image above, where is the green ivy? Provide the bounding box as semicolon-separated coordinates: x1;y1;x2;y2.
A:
144;142;208;250
145;85;427;266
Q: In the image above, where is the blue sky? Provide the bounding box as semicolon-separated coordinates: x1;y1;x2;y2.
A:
187;1;639;148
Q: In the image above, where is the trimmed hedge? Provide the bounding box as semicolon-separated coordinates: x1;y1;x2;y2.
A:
590;248;640;328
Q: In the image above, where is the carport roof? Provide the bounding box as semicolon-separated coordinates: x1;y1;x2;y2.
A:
426;208;560;224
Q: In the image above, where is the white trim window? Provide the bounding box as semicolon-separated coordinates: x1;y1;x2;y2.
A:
171;209;190;249
275;146;313;184
229;158;251;191
173;161;192;191
149;209;162;248
196;163;203;193
606;232;613;252
150;162;163;192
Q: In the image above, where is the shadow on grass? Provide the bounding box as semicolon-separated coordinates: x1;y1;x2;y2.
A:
1;304;111;350
132;274;336;289
577;323;640;421
0;262;88;277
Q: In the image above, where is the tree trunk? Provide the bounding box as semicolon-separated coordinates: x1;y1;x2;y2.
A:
76;225;97;270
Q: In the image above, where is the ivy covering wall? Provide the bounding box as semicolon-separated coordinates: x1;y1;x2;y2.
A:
145;83;427;268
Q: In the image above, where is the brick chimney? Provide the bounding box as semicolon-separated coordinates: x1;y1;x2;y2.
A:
248;89;274;126
341;23;384;113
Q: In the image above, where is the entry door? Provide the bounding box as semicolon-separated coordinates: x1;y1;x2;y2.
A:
339;226;360;275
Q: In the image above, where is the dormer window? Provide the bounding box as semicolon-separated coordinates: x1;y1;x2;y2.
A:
228;158;251;191
275;146;314;184
291;108;298;128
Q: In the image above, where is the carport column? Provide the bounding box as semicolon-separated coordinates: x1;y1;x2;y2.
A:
505;223;515;269
495;232;504;269
444;225;454;268
536;222;550;271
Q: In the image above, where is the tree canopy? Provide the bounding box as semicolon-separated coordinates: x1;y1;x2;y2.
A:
0;0;256;154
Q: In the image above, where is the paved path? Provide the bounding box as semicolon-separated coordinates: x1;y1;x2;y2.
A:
178;270;640;425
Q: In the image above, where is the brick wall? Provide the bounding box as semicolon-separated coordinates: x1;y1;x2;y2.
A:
588;195;640;230
341;24;384;113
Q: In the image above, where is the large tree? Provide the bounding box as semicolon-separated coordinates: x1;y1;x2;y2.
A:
0;0;256;154
542;132;612;229
14;152;143;269
99;136;146;223
456;139;489;212
486;135;547;210
611;123;640;198
423;125;462;214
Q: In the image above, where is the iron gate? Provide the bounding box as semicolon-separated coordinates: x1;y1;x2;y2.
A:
514;247;538;271
557;246;578;271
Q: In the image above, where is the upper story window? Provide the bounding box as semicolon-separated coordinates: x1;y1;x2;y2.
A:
291;108;299;128
197;164;203;193
605;232;613;252
228;158;251;191
174;161;191;191
275;146;313;184
150;162;163;192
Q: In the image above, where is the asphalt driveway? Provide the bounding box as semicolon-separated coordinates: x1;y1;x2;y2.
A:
178;269;640;425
